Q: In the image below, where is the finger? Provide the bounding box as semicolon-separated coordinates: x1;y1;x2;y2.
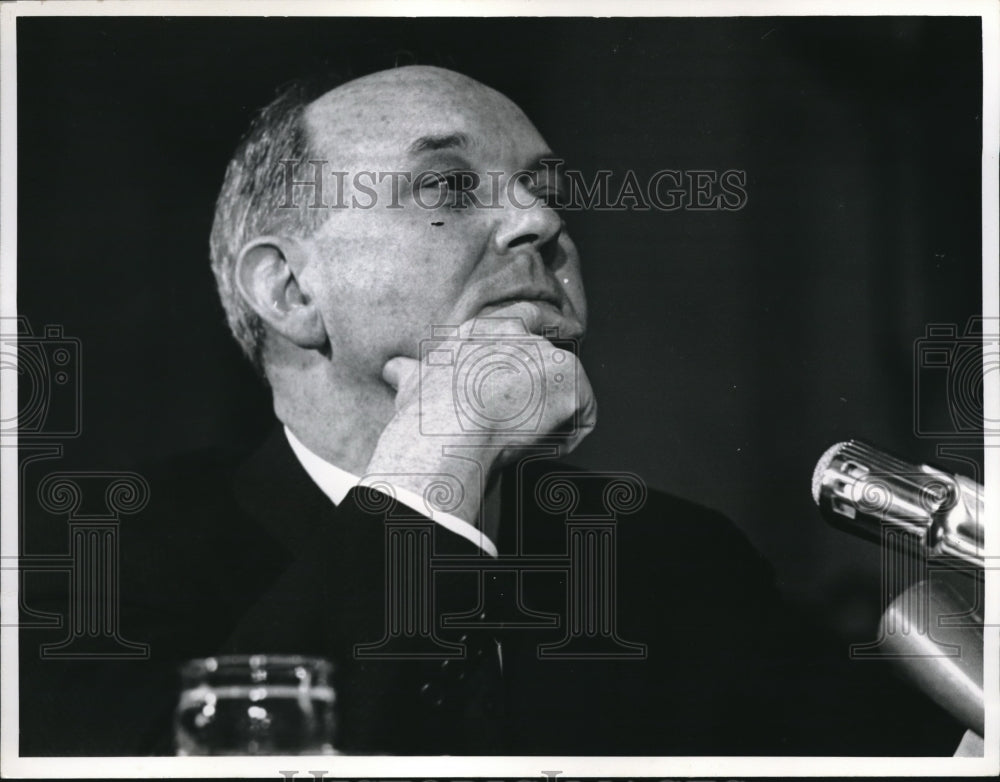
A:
382;356;420;390
562;402;598;455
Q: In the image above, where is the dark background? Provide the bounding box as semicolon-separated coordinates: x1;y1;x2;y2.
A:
16;16;983;644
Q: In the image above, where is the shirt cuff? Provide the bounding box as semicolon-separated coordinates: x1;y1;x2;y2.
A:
380;483;499;558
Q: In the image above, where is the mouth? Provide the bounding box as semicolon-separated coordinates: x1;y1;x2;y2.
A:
476;290;583;340
482;288;563;311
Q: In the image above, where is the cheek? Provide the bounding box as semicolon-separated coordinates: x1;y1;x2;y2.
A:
566;279;588;331
314;208;489;309
557;240;588;313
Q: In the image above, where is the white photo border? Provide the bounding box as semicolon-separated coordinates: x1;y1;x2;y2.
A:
1;0;997;778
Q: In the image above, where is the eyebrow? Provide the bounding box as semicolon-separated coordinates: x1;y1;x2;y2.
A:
406;133;563;173
407;132;470;155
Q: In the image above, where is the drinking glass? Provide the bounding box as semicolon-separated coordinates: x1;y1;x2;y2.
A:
174;654;336;755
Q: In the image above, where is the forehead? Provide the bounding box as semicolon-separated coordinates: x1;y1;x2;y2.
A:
303;66;548;167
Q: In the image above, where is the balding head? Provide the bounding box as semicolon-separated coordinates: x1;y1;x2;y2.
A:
304;66;536;167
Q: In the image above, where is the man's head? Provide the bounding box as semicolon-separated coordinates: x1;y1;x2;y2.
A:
210;65;587;393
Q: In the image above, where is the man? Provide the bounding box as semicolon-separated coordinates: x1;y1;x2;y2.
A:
210;64;594;548
19;64;964;757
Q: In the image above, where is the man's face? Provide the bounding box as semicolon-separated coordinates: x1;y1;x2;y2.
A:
298;66;587;381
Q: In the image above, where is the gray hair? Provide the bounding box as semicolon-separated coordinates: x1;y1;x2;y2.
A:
209;79;336;377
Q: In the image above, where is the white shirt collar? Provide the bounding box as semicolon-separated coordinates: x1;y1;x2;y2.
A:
282;425;498;558
283;425;358;505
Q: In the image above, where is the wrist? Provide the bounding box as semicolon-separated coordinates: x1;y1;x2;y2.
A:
364;415;498;526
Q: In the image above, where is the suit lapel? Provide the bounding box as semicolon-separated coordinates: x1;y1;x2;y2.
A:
232;425;337;559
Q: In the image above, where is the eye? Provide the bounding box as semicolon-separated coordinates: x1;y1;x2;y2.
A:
414;170;479;208
510;170;566;210
417;171;450;191
531;181;567;210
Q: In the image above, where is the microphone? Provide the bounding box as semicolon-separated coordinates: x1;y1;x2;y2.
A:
812;440;986;739
811;440;984;568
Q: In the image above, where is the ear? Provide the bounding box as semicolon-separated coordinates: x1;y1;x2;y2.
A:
234;236;327;350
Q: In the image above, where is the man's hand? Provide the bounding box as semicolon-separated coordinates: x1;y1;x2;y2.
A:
364;301;596;528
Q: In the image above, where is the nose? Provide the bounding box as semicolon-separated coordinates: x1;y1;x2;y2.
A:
492;175;564;255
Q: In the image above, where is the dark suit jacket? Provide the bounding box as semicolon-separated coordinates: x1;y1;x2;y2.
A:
19;427;964;756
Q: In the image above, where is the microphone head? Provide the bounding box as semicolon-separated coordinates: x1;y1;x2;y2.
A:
811;439;954;546
812;441;849;505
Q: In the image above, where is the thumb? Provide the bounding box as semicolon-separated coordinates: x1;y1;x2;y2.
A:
382;356;420;391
